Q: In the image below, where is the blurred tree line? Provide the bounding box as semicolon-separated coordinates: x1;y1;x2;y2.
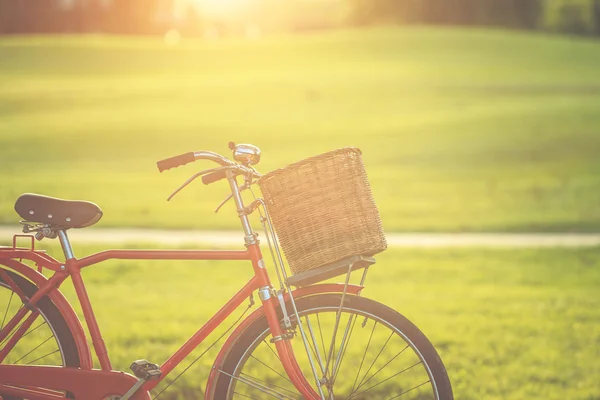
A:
348;0;600;36
0;0;599;37
0;0;201;35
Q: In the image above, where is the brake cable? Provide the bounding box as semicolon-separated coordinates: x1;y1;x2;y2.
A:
213;168;257;213
214;181;251;213
166;167;226;201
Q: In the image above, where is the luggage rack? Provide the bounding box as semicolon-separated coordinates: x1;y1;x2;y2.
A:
1;234;51;273
286;255;375;287
0;234;38;252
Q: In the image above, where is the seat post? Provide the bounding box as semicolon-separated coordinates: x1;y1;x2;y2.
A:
57;230;75;260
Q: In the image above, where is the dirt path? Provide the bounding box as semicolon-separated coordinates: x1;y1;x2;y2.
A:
1;226;599;248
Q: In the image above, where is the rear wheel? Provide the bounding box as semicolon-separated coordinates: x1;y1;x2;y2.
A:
0;267;80;399
211;294;453;399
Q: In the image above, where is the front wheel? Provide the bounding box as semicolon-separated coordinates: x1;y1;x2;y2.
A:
211;293;453;399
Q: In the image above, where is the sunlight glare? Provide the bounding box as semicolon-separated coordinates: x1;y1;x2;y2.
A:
192;0;254;18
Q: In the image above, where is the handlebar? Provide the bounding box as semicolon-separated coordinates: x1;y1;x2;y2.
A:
158;146;263;234
157;152;195;172
157;151;234;172
157;149;262;203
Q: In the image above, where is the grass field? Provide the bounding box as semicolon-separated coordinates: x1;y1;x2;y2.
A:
6;243;597;399
1;27;600;232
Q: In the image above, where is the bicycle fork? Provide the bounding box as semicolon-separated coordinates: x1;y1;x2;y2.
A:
260;287;326;400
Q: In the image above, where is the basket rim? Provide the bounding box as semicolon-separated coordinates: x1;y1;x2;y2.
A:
258;147;362;184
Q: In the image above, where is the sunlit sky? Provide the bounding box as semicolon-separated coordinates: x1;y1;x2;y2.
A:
184;0;338;18
186;0;256;17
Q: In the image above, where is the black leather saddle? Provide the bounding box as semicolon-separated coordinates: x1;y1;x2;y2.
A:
14;193;103;229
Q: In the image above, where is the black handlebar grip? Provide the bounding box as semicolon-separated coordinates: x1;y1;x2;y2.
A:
202;169;228;185
157;152;196;172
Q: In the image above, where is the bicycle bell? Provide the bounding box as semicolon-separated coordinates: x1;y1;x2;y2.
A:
230;142;261;166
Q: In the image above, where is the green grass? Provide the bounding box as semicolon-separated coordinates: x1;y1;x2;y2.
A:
1;27;600;231
8;244;599;399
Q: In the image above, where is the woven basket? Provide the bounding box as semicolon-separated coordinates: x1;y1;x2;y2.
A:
258;148;387;283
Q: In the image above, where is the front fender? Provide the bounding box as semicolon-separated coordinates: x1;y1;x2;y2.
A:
203;283;363;399
0;258;93;369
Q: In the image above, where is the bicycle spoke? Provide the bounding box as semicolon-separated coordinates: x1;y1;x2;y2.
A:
359;344;410;389
353;330;395;393
316;313;327;357
233;392;261;400
1;309;42;364
324;287;351;377
332;314;358;384
21;320;48;338
153;300;255;400
217;295;449;400
333;317;358;381
26;348;61;365
249;355;293;384
349;320;377;396
386;380;431;400
263;339;281;361
0;304;25;346
331;313;357;384
12;335;53;364
352;361;423;399
326;387;336;400
0;271;80;387
219;369;295;400
1;292;14;330
239;372;299;398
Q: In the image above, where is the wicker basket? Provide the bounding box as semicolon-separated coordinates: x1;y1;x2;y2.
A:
258;148;387;285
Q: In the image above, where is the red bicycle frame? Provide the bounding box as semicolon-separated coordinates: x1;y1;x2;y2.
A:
0;238;362;400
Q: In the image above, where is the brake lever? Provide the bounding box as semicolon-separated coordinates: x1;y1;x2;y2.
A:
167;167;225;201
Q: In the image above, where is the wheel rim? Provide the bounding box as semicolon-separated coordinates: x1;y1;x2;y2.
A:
223;304;440;400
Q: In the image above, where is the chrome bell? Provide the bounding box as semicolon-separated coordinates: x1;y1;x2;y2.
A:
230;142;261;166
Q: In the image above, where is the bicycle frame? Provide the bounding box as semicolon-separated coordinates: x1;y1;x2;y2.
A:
0;237;363;400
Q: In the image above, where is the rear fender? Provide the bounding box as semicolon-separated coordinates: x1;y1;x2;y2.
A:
203;283;363;399
0;258;93;369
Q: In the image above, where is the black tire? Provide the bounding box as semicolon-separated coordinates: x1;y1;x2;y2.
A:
211;293;453;399
0;267;80;399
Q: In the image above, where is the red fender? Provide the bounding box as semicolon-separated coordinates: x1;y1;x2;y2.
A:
203;283;363;399
0;258;93;369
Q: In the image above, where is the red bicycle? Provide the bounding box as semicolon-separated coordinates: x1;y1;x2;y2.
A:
0;144;453;400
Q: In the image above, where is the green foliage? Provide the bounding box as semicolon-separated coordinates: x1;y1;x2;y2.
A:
346;0;600;36
1;28;600;232
29;243;600;399
346;0;544;27
542;0;597;35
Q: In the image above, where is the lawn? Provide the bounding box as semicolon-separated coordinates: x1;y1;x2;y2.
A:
1;27;600;231
6;243;599;399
